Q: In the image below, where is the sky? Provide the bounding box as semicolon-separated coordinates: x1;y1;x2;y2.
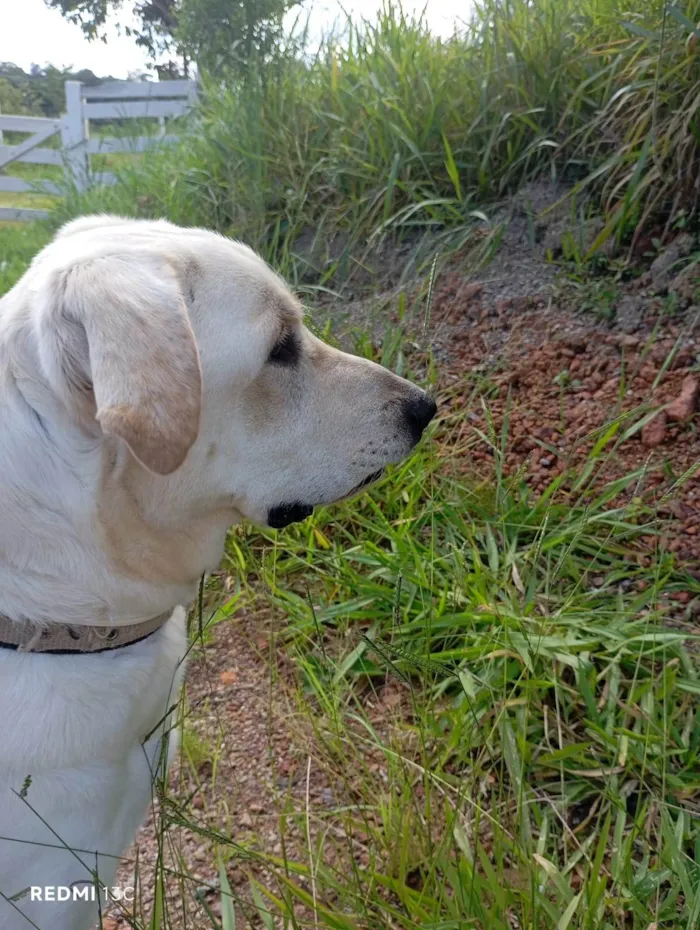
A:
0;0;469;78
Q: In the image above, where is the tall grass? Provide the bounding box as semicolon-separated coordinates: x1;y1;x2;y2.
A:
57;0;700;279
152;333;699;929
206;330;699;929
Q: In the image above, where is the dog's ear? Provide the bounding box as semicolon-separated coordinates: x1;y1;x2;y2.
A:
39;252;202;475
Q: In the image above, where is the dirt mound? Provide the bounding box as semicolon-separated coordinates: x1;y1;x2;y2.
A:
425;263;700;568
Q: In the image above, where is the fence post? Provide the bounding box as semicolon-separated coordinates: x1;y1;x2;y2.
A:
61;81;89;192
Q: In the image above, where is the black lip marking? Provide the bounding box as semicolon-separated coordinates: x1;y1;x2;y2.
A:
267;502;314;529
268;470;384;529
351;468;384;493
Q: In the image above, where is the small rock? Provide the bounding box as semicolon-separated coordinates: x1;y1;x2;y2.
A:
650;343;672;364
458;281;483;302
672;349;695;370
239;812;253;828
569;402;589;420
669;261;700;304
568;335;587;354
641;410;667;448
619;334;640;348
649;233;694;292
511;295;535;313
276;775;299;788
615;295;644;333
666;375;699;424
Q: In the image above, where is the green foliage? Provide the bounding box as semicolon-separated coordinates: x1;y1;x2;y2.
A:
49;0;700;275
0;223;54;295
0;78;27;115
176;0;301;78
46;0;179;61
218;332;700;929
56;5;506;275
0;62;104;117
47;0;302;77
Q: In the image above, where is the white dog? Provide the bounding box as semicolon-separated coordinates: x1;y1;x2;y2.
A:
0;216;436;929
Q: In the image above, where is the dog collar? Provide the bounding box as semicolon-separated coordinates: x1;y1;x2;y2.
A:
0;611;173;655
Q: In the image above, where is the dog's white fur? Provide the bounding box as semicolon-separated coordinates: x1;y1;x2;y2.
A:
0;216;432;929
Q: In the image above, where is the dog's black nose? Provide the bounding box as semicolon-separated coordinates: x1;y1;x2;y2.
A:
403;393;437;442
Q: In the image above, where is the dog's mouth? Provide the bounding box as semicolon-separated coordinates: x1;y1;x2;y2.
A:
349;467;384;494
267;469;385;529
267;502;314;529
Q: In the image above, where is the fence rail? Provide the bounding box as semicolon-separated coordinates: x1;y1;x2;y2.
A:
0;145;62;166
0;78;197;222
82;79;195;100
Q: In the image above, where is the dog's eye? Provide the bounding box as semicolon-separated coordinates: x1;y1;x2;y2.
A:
268;330;299;365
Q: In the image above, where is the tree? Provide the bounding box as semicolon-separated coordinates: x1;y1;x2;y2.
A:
46;0;301;78
176;0;300;77
0;78;26;116
0;63;106;117
46;1;184;74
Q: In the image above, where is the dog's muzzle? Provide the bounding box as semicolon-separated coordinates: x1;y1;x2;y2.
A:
266;392;437;531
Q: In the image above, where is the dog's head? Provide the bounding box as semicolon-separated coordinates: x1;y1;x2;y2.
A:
26;216;435;532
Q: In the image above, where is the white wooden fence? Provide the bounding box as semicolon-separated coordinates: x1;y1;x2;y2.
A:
0;79;197;222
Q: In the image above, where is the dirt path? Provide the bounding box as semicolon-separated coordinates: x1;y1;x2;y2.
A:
108;612;327;929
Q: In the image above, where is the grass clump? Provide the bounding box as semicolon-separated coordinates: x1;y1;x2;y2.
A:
0;221;53;294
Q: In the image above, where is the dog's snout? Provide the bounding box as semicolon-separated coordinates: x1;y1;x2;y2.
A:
403;392;437;442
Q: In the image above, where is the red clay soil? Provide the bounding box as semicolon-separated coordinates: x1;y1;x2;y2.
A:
421;268;700;569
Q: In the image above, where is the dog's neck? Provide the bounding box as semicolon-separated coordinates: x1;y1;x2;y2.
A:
0;326;235;626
